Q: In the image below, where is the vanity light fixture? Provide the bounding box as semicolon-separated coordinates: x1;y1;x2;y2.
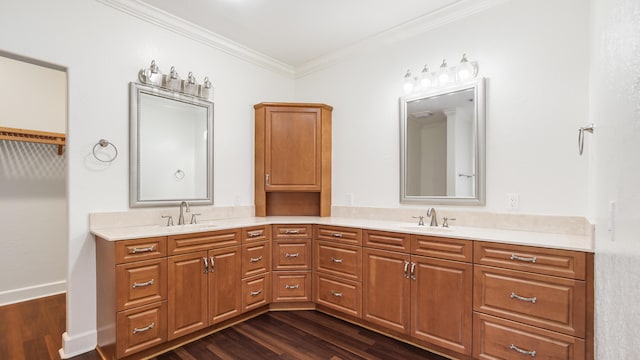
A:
403;54;479;94
137;60;214;101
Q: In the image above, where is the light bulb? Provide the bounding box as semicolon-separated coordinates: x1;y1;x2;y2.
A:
456;54;477;81
437;59;451;85
419;65;433;89
403;69;414;94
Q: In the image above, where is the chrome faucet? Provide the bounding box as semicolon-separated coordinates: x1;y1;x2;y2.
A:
178;201;190;225
426;207;438;227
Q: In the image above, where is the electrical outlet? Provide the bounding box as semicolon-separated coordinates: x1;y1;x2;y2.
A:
506;193;519;210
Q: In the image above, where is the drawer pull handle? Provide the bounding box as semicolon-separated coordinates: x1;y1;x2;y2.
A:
403;260;410;279
132;279;154;288
132;322;155;335
209;256;215;273
510;292;537;304
510;344;537;357
285;284;299;289
510;254;537;263
130;245;155;254
248;231;263;237
249;255;263;263
332;233;343;238
249;289;263;296
284;229;300;234
203;257;209;273
330;257;344;264
285;253;300;258
330;290;343;297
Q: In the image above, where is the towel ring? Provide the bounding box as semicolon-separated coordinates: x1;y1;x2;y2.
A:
93;139;118;163
175;169;185;179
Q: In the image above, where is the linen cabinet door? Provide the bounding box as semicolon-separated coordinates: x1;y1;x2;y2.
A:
411;255;473;355
167;251;208;340
362;248;411;334
208;246;242;324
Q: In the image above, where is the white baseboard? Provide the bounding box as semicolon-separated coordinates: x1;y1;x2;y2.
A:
59;330;97;359
0;280;66;306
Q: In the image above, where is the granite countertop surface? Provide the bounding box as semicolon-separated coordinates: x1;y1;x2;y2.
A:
91;216;593;252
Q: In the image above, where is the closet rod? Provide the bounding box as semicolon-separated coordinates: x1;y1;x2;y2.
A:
0;126;66;155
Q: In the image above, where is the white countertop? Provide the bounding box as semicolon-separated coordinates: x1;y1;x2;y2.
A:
91;216;594;252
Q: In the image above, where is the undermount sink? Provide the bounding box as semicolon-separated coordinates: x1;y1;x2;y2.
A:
399;225;454;233
163;222;218;232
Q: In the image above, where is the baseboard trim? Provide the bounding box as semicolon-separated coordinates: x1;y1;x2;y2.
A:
59;330;98;359
0;280;66;306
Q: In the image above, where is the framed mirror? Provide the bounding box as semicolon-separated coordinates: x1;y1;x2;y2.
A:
130;82;214;207
400;78;485;205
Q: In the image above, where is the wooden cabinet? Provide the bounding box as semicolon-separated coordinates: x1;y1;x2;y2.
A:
272;224;312;303
473;241;591;360
313;225;363;317
166;229;243;340
362;232;473;356
96;236;169;359
255;102;332;216
240;225;271;312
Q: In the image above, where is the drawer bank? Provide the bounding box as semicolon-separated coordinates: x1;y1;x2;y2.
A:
94;221;593;360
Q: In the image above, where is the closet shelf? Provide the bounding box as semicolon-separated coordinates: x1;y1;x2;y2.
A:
0;126;66;155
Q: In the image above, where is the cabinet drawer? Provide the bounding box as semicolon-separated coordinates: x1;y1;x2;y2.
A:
474;266;585;337
115;237;167;264
242;241;271;278
314;241;362;281
242;225;271;243
473;313;585;360
116;258;167;311
272;271;312;302
474;241;586;280
363;230;410;252
116;301;167;359
168;229;241;255
242;273;270;312
411;235;472;262
273;240;311;270
315;225;362;245
272;224;312;239
313;273;361;318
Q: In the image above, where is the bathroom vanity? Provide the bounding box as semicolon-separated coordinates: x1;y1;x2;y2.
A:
93;217;593;360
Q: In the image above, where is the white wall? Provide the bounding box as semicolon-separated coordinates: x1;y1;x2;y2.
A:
295;0;590;215
0;55;67;305
0;0;294;356
589;0;640;357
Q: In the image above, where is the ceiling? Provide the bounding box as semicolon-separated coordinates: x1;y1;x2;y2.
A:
138;0;466;68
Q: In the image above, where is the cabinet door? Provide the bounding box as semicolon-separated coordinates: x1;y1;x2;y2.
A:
167;252;208;340
363;248;410;334
265;106;321;191
411;255;473;355
208;246;242;324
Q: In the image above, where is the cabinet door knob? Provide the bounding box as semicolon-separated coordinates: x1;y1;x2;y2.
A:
209;256;215;273
132;279;155;288
130;245;155;254
403;261;410;279
285;284;299;289
330;290;343;297
249;255;263;263
202;257;209;273
249;289;263;296
410;262;416;280
285;253;300;258
330;257;344;264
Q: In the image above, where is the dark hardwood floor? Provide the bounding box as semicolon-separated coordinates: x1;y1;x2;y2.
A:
0;294;448;360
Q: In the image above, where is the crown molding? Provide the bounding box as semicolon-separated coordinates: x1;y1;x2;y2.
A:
96;0;296;78
294;0;509;78
96;0;507;79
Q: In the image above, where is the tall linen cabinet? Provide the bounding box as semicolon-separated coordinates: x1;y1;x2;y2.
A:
254;102;332;216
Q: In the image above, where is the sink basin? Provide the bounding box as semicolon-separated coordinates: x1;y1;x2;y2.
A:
163;223;218;232
399;225;453;233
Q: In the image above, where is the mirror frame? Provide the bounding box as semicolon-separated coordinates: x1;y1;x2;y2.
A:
129;82;214;207
399;77;486;205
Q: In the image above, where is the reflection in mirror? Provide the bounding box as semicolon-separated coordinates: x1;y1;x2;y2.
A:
400;78;485;205
130;82;214;207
